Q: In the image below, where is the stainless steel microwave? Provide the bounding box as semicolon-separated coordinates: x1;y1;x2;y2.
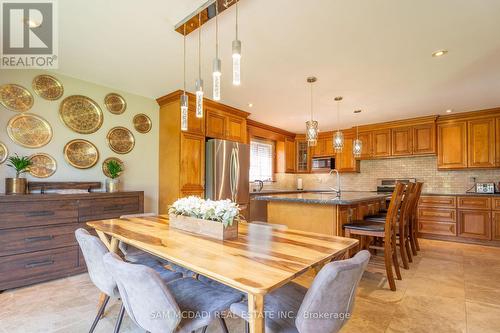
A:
311;157;335;173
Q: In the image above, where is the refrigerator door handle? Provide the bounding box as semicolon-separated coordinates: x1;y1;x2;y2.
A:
230;148;237;202
234;147;240;201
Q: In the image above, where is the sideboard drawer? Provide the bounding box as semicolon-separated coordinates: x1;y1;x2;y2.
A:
0;246;79;290
419;196;456;208
0;224;80;257
418;221;457;236
0;201;78;229
418;207;456;223
457;196;491;210
78;196;141;221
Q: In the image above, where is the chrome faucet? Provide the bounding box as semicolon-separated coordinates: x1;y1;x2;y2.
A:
254;180;264;192
328;169;341;197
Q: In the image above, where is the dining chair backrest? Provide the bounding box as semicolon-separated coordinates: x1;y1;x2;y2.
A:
410;182;423;221
295;250;371;333
74;228;117;297
384;182;406;240
102;252;181;333
399;182;416;229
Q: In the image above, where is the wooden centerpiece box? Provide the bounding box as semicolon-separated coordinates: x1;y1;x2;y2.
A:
0;182;144;291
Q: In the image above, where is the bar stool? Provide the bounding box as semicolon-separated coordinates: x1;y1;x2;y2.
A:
343;183;406;291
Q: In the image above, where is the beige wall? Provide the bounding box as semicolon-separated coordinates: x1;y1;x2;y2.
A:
0;70;159;212
272;156;500;194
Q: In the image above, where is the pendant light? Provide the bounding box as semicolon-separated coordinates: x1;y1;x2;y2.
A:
333;96;344;152
232;0;241;85
212;3;221;101
195;13;204;118
180;25;188;131
305;77;318;147
353;109;363;157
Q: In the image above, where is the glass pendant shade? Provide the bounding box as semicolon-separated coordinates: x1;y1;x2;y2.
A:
232;40;241;86
353;138;362;158
334;130;344;152
195;79;203;118
212;58;221;101
180;93;188;131
306;120;319;147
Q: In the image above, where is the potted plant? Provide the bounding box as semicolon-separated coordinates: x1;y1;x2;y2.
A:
105;159;123;193
5;154;32;195
168;196;241;240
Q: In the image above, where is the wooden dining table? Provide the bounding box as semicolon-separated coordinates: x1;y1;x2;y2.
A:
87;215;358;333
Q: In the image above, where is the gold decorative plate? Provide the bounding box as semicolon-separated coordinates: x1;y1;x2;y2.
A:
29;153;57;178
7;113;53;148
104;93;127;115
59;95;103;134
107;127;135;154
0;84;34;112
64;139;99;169
0;142;8;164
133;113;152;133
32;75;64;100
102;157;124;178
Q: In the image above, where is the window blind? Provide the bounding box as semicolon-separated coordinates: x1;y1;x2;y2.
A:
249;139;274;181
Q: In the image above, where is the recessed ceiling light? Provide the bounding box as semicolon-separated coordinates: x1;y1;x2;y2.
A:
353;109;362;114
248;103;253;108
25;19;41;28
432;50;448;57
446;109;453;113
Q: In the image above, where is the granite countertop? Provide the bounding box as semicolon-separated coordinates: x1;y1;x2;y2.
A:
250;189;307;195
253;191;390;205
422;192;500;197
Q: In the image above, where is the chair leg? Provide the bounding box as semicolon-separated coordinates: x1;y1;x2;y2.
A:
245;321;250;333
399;239;409;269
414;229;421;251
89;295;110;333
201;326;208;333
392;236;402;280
218;317;229;333
384;239;397;291
405;237;413;263
113;304;125;333
409;231;418;255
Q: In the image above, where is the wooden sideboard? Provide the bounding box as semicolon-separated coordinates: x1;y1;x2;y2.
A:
0;191;144;291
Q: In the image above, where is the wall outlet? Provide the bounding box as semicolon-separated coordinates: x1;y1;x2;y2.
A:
470;176;477;183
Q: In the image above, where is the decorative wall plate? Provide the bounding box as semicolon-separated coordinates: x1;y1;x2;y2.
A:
133;113;152;133
104;93;127;115
59;95;103;134
107;127;135;154
29;153;57;178
0;142;8;164
64;139;99;169
7;113;53;148
32;75;64;100
102;157;124;178
0;84;34;112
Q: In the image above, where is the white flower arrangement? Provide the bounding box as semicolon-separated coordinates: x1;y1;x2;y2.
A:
168;196;241;228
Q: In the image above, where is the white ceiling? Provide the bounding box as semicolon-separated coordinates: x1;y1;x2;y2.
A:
55;0;500;133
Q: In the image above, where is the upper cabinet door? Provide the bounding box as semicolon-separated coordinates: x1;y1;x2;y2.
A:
437;121;467;169
413;124;436;155
467;118;495;168
373;129;391;157
391;127;412;156
206;108;226;139
296;140;309;172
187;102;205;136
324;136;334;156
226;115;247;143
496;118;500;167
179;132;205;196
285;138;296;173
358;132;373;159
336;137;360;172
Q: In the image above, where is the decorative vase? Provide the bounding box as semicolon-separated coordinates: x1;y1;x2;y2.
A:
105;178;120;193
168;214;238;240
5;178;27;195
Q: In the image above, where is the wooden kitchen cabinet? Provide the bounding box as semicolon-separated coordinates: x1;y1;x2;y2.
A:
179;132;205;197
311;137;334;157
296;139;309;173
336;137;360;172
391;127;412;156
496;118;500;167
372;129;391;157
467;118;496;168
276;137;296;173
413;123;436;155
492;212;500;241
417;195;457;237
226;115;247;143
206;107;247;143
437;121;467;169
458;209;491;240
206;107;226;139
357;131;373;159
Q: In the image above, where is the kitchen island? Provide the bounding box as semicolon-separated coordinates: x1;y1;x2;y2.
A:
253;191;389;236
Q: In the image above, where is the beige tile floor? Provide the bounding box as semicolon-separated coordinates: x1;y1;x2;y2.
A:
1;238;500;333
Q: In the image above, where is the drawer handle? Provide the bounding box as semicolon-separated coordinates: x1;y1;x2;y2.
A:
25;260;54;269
25;211;55;217
24;235;54;242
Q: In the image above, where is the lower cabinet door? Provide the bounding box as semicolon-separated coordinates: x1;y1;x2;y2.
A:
458;210;491;240
492;212;500;241
418;220;457;236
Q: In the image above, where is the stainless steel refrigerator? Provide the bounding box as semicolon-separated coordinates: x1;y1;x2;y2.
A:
205;139;250;216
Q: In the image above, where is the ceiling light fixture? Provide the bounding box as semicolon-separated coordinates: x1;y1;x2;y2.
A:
305;77;319;147
248;103;253;108
232;0;241;86
195;13;204;118
353;110;362;158
446;109;453;113
212;3;221;101
180;25;188;131
432;50;448;57
333;97;344;153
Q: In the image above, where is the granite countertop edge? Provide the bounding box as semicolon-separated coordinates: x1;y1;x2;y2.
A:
253;192;390;205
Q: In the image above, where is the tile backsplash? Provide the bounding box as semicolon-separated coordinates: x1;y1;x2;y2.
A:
270;156;500;194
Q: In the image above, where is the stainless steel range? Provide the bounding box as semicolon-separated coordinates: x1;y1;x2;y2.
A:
377;178;416;193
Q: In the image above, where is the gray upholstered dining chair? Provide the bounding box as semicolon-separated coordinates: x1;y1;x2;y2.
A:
75;228;183;333
230;250;371;333
103;252;244;333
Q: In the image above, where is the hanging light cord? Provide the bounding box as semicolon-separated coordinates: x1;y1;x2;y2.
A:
183;25;186;92
336;100;340;131
215;3;219;59
310;82;313;121
235;0;239;40
198;13;201;79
